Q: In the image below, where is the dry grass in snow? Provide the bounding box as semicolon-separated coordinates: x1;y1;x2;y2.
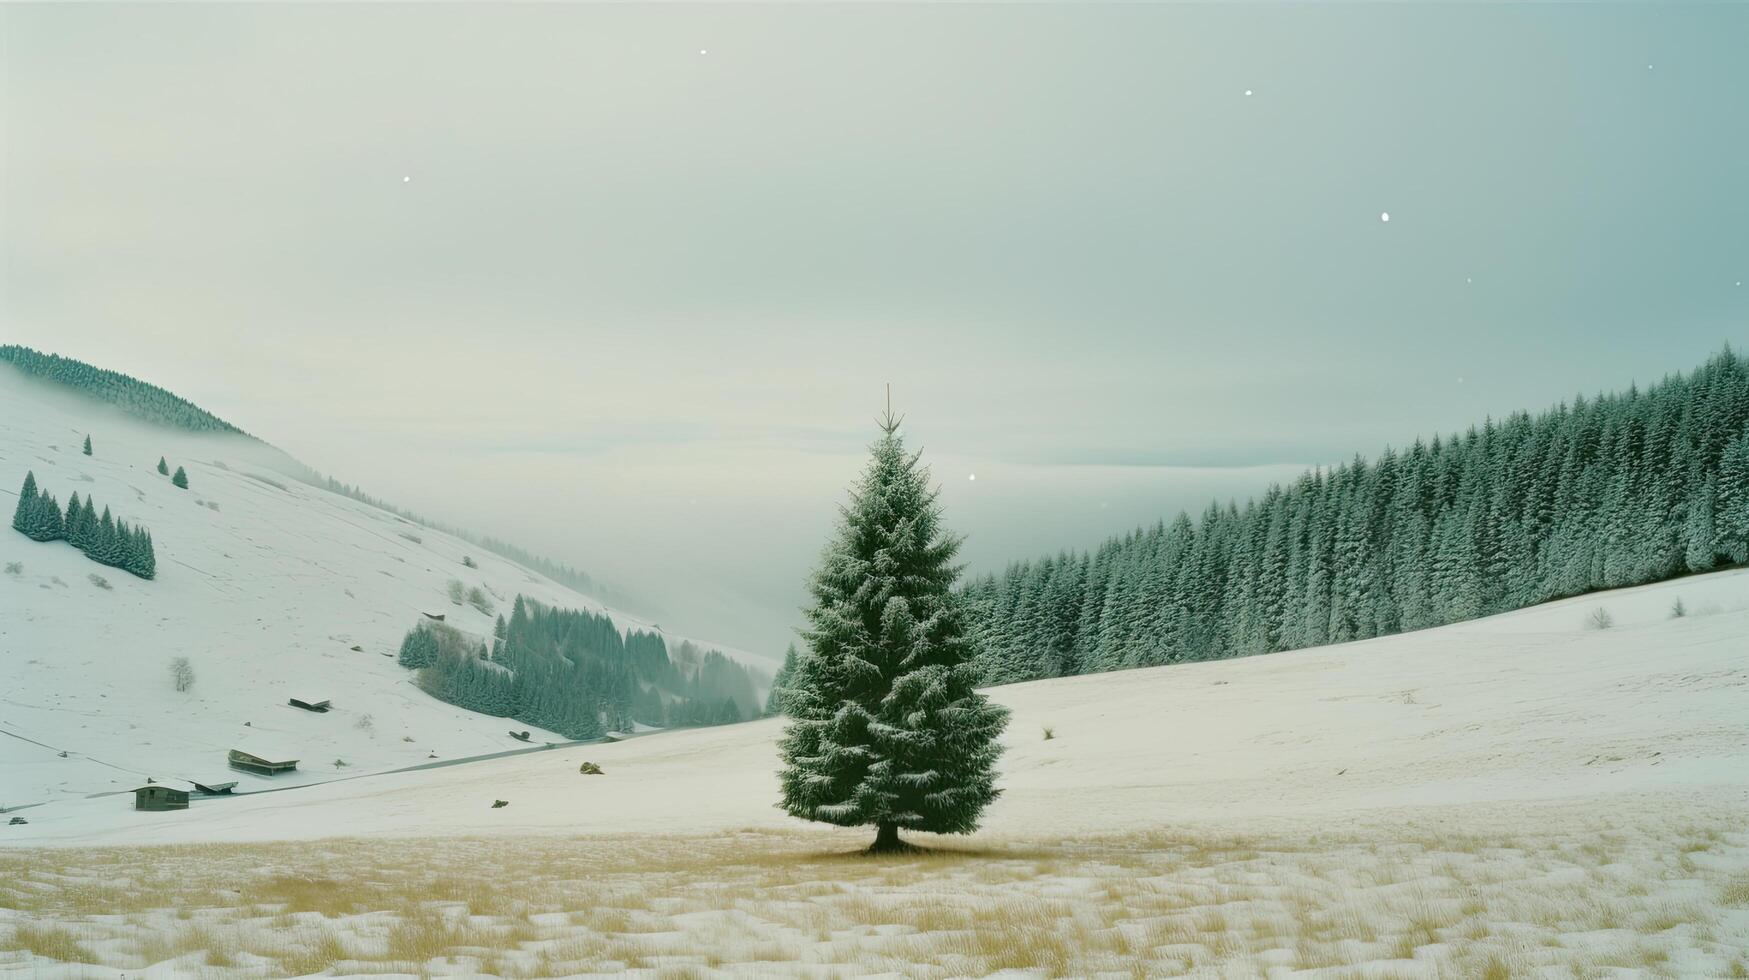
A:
4;800;1747;978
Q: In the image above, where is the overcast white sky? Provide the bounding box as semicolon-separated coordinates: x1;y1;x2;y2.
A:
4;3;1745;655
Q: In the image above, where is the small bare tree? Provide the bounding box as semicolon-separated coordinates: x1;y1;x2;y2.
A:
170;657;195;693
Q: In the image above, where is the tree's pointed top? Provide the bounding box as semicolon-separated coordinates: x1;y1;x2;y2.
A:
877;382;905;435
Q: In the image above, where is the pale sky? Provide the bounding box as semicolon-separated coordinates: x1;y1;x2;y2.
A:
4;3;1745;656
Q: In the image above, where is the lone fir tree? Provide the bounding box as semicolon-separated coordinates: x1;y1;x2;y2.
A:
778;395;1008;852
157;457;170;476
171;466;189;489
82;435;92;456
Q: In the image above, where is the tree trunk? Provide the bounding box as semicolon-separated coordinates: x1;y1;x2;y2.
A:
868;822;907;854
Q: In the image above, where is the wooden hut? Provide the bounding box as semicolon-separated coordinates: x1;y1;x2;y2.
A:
191;780;237;795
288;698;332;712
228;748;299;775
134;785;189;811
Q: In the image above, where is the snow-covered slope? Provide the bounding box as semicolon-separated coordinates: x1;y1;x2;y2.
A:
0;373;760;809
10;562;1745;847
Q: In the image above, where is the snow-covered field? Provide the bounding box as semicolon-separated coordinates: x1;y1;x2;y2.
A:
4;373;1749;976
11;562;1746;849
0;374;761;810
4;558;1747;974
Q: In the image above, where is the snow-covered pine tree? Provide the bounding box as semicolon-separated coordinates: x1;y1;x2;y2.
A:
95;507;117;563
82;435;92;456
35;491;65;542
113;519;131;570
172;466;189;490
64;492;83;550
777;402;1009;852
1718;429;1749;564
714;697;742;725
11;472;38;535
1685;479;1719;573
764;643;801;716
132;528;157;580
157;457;169;476
398;626;438;669
75;497;97;553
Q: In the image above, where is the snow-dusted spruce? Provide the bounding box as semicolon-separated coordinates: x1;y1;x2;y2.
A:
964;348;1749;685
779;409;1009;853
763;643;801;717
10;472;156;579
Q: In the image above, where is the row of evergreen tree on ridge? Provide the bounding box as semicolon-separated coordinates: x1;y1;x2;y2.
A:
10;472;158;579
960;349;1749;686
397;596;760;738
1;345;248;435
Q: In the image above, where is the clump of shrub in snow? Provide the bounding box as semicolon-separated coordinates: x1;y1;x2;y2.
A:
89;573;111;590
466;586;494;616
1669;598;1687;619
169;656;195;693
1584;607;1614;630
4;561;20;576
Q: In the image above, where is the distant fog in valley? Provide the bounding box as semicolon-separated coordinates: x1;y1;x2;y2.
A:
6;2;1746;654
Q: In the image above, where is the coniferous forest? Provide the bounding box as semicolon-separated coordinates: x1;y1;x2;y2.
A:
963;350;1749;685
398;597;762;740
10;471;158;580
0;345;248;435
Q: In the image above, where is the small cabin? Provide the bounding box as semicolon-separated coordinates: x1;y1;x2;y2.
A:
134;785;189;811
288;698;332;713
229;748;299;775
191;780;237;796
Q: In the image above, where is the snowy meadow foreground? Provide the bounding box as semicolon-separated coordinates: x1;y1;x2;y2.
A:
5;570;1749;976
5;807;1747;978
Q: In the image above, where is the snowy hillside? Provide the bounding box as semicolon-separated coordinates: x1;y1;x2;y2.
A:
0;373;761;809
10;562;1745;847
